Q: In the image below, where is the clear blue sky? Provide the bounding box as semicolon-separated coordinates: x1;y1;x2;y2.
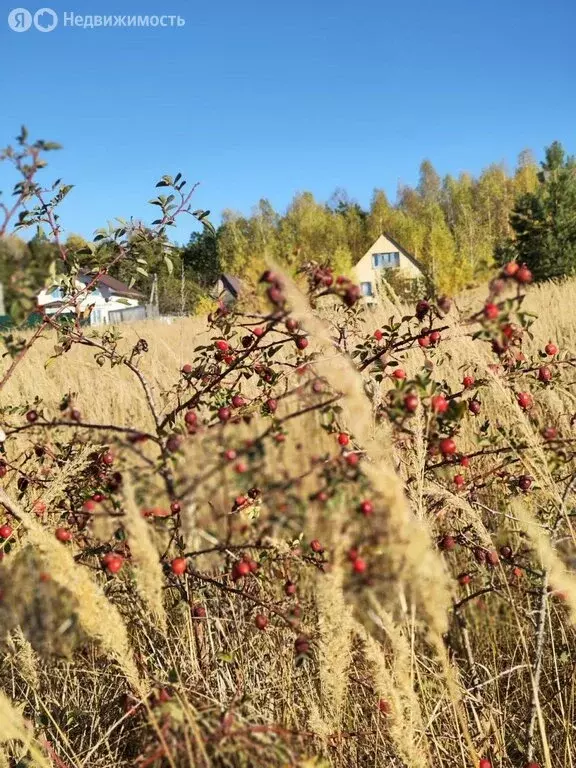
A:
1;0;575;243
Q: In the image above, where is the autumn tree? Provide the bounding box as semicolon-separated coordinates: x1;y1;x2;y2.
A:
499;141;576;281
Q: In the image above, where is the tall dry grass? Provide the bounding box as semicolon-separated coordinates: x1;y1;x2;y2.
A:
0;277;575;766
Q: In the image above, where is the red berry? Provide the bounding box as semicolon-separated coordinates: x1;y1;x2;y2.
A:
310;539;323;554
252;326;264;337
439;438;456;456
215;340;229;352
440;535;456;551
545;342;558;356
234;461;248;474
516;265;532;284
266;398;278;413
479;759;492;768
469;399;481;415
486;550;499;566
418;335;431;348
0;524;13;539
285;318;299;332
352;557;367;574
538;366;552;382
503;261;519;277
337;433;349;446
170;501;181;514
518;475;532;491
295;635;310;654
430;330;441;344
171;557;187;575
166;435;181;453
517;392;533;410
232;560;251;580
104;554;124;574
454;474;465;488
500;545;513;560
462;375;475;389
374;329;383;341
284;581;297;596
191;604;206;618
295;336;309;350
254;614;268;630
460;456;470;467
404;394;419;413
431;394;448;414
378;698;392;714
458;573;472;586
543;427;557;440
483;302;499;320
232;394;245;408
184;410;197;426
218;406;231;422
224;449;237;461
55;528;72;543
26;410;38;423
181;363;193;375
392;368;406;379
415;299;429;318
359;500;373;516
101;452;114;466
474;547;487;565
345;453;360;467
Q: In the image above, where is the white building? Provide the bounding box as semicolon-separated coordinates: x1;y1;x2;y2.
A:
37;273;143;325
353;233;426;303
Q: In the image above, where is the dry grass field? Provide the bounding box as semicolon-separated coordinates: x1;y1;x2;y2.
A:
1;273;576;768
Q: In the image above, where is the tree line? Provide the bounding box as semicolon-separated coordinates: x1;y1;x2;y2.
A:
0;140;574;319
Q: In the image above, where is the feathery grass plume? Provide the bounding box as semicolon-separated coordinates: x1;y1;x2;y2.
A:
0;690;51;767
352;615;430;768
274;265;453;638
514;499;576;624
6;627;39;689
424;481;495;546
313;565;353;735
32;443;96;511
121;480;167;631
0;488;144;694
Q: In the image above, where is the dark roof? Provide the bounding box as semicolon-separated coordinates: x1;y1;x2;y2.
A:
79;272;144;298
220;274;242;297
366;232;427;275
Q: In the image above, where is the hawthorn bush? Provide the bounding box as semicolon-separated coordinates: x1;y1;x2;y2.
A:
1;132;576;767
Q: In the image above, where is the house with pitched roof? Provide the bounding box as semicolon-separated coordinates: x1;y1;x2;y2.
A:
354;233;426;303
37;273;144;325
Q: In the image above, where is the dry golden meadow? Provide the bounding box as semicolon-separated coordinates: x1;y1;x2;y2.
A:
1;272;576;768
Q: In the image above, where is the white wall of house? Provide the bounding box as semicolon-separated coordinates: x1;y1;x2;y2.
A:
354;234;423;302
37;281;140;326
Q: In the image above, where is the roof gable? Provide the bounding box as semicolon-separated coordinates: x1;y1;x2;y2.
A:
359;232;426;275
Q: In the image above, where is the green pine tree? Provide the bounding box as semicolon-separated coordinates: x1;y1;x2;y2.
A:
501;141;576;280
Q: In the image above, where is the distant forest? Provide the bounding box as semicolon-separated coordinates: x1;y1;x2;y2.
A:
1;141;575;317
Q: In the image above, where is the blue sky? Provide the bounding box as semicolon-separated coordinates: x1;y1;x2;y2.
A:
1;0;575;243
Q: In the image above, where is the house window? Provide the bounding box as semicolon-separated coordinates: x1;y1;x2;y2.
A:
372;252;400;268
360;281;373;297
49;286;64;300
